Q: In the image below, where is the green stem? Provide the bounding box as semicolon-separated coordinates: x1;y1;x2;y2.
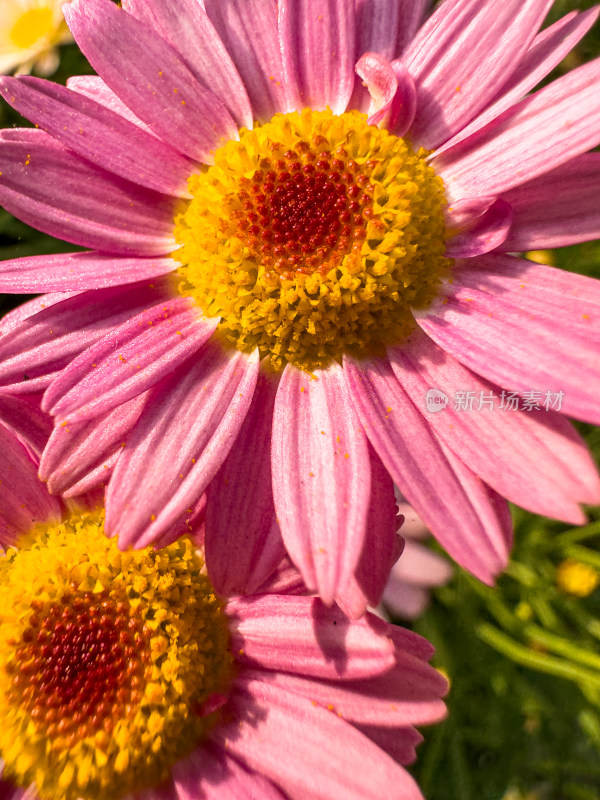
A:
477;624;600;690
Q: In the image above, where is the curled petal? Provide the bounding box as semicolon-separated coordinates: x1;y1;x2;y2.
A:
445;198;512;257
355;53;416;136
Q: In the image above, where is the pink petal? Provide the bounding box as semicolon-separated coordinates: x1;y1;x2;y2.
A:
356;0;427;60
43;299;216;424
0;279;173;394
445;198;512;258
253;552;307;596
465;252;600;306
227;595;395;680
389;329;600;520
385;623;436;662
434;55;600;200
67;75;155;132
502;153;600;250
236;657;448;727
404;0;553;148
205;371;285;596
39;392;148;496
0;292;77;334
445;195;498;229
105;344;259;548
204;0;293;122
271;362;371;606
0;129;178;256
440;439;514;562
0;393;52;460
382;581;431;620
389;539;453;588
0;425;61;546
122;0;252;130
118;0;159;27
209;516;285;595
506;7;599;87
416;255;600;425
152;492;208;550
0;252;176;293
215;677;427;800
0;76;194;197
64;0;237;164
354;724;423;766
395;500;429;540
350;0;425;112
433;7;600;158
172;743;286;800
0;779;35;800
343;355;511;582
337;444;401;619
355;54;416;136
60;453;118;498
279;0;356;114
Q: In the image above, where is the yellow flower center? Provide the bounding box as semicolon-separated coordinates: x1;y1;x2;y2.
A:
0;510;233;800
9;6;56;49
174;108;452;372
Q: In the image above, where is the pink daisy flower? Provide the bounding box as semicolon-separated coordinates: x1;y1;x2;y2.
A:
0;0;599;611
0;478;447;800
0;0;72;78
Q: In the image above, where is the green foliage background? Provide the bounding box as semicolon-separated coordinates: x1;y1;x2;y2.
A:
0;3;599;800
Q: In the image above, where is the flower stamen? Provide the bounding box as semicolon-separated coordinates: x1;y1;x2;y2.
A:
174;108;452;372
0;510;233;800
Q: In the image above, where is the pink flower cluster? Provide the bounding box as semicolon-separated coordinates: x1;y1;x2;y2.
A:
0;0;598;797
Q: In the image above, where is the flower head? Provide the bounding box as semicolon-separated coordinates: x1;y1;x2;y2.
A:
0;0;72;76
0;489;447;800
556;557;600;597
0;512;232;800
174;106;450;372
0;0;599;613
